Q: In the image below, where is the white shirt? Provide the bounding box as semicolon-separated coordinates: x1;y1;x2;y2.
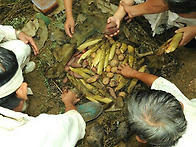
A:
0;109;86;147
0;24;86;146
134;0;196;37
152;77;196;147
0;25;17;42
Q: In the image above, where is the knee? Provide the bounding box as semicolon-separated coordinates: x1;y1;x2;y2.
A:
13;40;31;55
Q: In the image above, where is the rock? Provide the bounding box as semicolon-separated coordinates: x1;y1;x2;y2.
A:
86;125;105;147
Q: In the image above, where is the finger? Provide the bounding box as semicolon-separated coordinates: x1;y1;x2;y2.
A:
75;99;80;103
125;16;129;20
118;66;122;70
104;27;119;35
66;29;72;38
107;17;112;23
179;38;187;46
71;26;74;34
127;19;131;23
116;70;121;74
28;38;39;55
107;21;117;28
120;1;126;8
31;42;39;55
175;28;184;34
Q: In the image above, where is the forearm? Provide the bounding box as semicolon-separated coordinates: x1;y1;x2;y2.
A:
114;0;135;21
133;71;159;87
64;0;73;18
131;0;168;17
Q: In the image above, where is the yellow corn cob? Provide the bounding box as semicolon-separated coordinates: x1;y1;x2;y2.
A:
67;73;90;95
127;65;147;93
88;94;113;104
128;45;135;68
92;48;103;67
122;54;129;64
78;43;102;63
97;47;106;75
80;79;95;90
120;42;127;54
77;67;95;76
69;67;91;80
108;42;116;61
104;42;111;69
127;45;134;53
165;33;183;53
115;76;129;92
77;38;102;51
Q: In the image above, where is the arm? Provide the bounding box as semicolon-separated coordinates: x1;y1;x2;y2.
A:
105;0;135;37
15;30;39;55
117;63;158;86
175;25;196;46
64;0;75;38
127;0;168;17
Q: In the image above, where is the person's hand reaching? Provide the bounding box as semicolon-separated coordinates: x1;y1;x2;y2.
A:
64;17;75;38
61;90;80;106
17;31;39;55
117;63;137;78
175;26;196;46
105;16;120;37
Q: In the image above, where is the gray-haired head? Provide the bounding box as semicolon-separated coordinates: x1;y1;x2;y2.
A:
128;89;187;146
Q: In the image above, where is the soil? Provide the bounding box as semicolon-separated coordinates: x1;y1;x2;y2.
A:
1;0;196;147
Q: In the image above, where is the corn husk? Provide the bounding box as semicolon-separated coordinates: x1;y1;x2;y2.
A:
108;42;116;61
165;33;183;53
127;65;147;93
77;38;102;51
69;67;91;80
97;47;106;75
120;42;127;54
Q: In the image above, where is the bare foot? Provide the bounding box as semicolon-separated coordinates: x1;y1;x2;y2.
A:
189;78;196;93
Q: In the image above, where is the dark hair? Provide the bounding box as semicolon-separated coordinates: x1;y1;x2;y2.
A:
0;47;18;86
163;0;196;13
0;92;21;110
0;47;20;109
128;89;187;146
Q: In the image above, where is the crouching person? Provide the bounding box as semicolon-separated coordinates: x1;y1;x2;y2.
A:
117;63;196;146
0;27;86;146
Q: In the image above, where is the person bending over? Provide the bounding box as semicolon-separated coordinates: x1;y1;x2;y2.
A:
106;0;196;47
0;47;85;147
117;63;196;146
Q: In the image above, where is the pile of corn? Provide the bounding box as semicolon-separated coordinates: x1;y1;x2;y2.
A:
65;37;146;106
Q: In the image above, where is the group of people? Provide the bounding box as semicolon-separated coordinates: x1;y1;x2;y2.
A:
0;0;195;146
64;0;195;146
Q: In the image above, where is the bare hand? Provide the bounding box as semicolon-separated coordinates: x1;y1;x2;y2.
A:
64;17;75;38
175;26;196;46
18;32;39;55
105;16;120;37
61;90;80;105
120;1;134;23
117;63;137;78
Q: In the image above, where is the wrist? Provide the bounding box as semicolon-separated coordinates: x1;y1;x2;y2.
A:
131;70;140;78
16;30;21;39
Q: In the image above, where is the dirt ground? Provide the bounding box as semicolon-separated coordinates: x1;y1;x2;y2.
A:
1;0;196;147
